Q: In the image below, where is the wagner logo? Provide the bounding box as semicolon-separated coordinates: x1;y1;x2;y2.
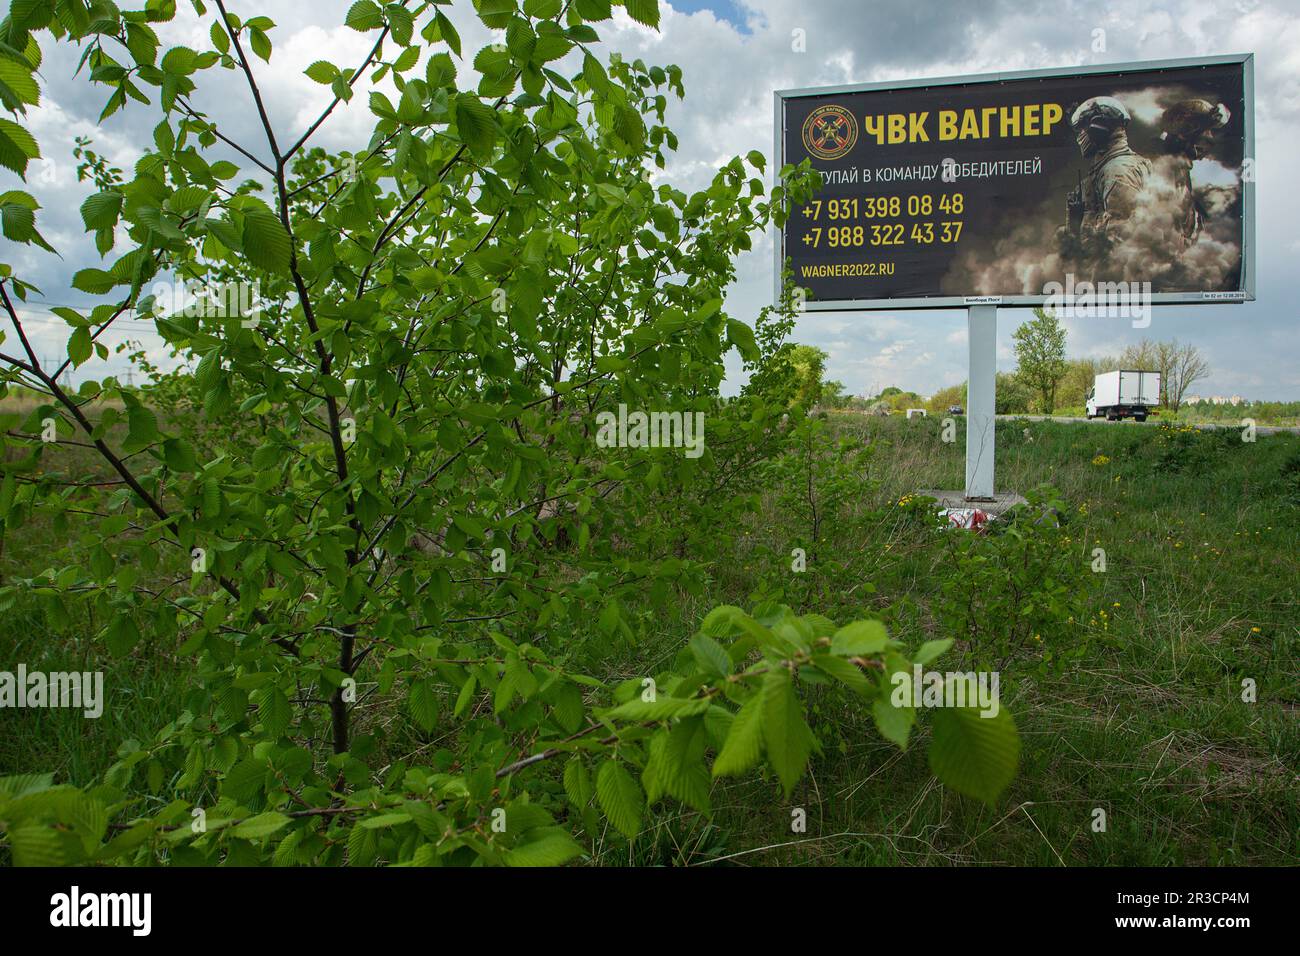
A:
801;104;858;160
50;886;151;936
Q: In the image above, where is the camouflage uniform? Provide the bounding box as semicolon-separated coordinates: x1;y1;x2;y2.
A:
1159;98;1231;247
1079;135;1151;239
1058;97;1152;279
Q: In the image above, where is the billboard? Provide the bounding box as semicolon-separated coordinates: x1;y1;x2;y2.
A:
774;54;1255;311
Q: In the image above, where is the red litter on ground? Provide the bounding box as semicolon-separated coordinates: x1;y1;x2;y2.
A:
939;507;990;531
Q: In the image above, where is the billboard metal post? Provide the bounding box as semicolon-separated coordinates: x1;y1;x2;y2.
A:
965;305;996;500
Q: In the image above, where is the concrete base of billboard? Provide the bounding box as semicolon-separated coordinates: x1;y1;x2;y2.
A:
917;490;1028;518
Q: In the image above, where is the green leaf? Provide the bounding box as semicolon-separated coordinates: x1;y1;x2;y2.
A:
434;11;462;57
0;197;35;242
8;824;74;866
613;106;645;148
211;22;230;53
67;326;92;367
812;654;872;696
623;0;660;29
712;693;763;778
605;695;710;721
345;1;384;31
699;605;777;649
0;58;40;112
347;821;378;865
304;60;339;84
645;718;711;810
929;694;1020;806
163;437;198;472
232;811;291;839
532;33;572;63
408;679;438;732
575;0;612;20
455;94;496;161
760;669;815;797
688;633;731;678
223;758;269;803
563;758;592;807
359;811;412;829
871;695;914;749
453;675;477;718
201;478;222;520
504;827;584;867
257;688;291;738
525;0;562;16
475;0;516;28
161;46;199;75
195;350;221;393
550;682;584;733
386;4;414;45
125;404;160;448
0;774;56;801
726;318;759;362
595;760;643;840
831;619;889;657
504;18;535;60
396;82;424;124
914;638;954;666
248;28;272;62
241;208;292;275
105;615;141;656
0;471;16;519
71;268;116;295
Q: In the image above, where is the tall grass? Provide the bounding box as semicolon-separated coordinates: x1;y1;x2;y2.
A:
2;412;1295;864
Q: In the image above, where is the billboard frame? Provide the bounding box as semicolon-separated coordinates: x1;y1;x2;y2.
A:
772;53;1256;312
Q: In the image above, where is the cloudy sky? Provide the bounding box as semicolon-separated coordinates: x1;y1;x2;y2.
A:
6;0;1298;399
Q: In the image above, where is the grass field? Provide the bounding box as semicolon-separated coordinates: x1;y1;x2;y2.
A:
2;411;1296;865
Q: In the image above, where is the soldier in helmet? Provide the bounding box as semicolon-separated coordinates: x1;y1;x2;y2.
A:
1159;98;1231;244
1058;96;1153;273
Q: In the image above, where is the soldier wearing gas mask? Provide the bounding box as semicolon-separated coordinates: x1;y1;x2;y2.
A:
1159;98;1231;246
1058;96;1152;274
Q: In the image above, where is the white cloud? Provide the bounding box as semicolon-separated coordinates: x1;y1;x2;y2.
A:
7;0;1299;400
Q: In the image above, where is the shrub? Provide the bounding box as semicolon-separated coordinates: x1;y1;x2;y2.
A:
935;487;1097;673
0;0;1017;865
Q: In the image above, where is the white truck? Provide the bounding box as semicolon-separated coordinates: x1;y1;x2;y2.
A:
1086;370;1161;422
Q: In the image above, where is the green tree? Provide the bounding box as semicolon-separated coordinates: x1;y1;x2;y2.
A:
1056;358;1106;411
1160;341;1210;413
0;0;1017;865
1117;339;1209;410
1012;308;1068;414
995;372;1034;415
820;379;848;408
927;383;966;415
883;389;923;413
786;343;828;409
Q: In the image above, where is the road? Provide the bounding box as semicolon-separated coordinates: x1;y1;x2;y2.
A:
996;414;1300;436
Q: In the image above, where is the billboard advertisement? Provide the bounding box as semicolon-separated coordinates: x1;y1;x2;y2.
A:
774;55;1255;310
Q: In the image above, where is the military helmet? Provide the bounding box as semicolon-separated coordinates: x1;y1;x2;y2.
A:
1159;99;1230;141
1070;96;1132;134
